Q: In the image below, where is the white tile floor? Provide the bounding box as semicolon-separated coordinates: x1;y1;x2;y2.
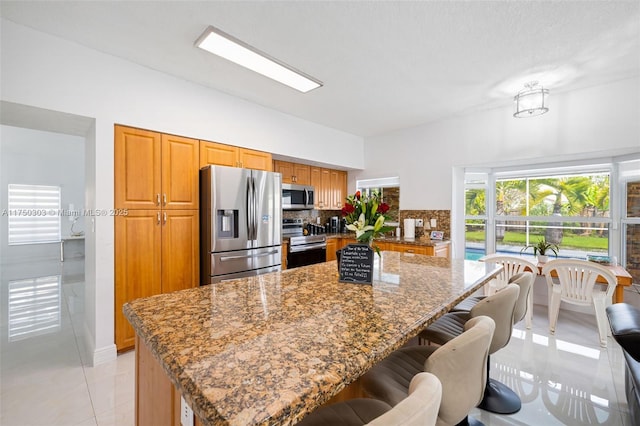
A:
0;259;632;425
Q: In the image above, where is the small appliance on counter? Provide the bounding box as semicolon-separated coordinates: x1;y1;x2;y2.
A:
329;216;340;233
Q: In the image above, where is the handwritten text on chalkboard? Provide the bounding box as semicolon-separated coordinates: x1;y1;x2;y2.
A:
339;244;374;285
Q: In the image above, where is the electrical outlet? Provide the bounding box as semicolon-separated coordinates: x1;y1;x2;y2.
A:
430;218;437;228
181;396;194;426
415;218;423;227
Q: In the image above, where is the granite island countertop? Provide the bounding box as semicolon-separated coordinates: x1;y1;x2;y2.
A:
124;252;500;426
287;233;451;247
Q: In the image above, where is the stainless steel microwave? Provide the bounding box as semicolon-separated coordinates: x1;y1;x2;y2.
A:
282;183;314;210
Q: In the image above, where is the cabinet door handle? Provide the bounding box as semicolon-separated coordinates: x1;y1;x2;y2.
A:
163;194;167;206
163;212;167;224
156;194;160;206
407;249;415;253
157;212;161;224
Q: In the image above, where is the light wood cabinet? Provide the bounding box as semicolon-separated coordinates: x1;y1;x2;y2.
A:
200;140;272;171
311;167;332;209
326;238;338;261
115;210;162;351
115;127;198;210
431;243;450;258
115;209;199;352
115;125;200;352
389;243;428;255
273;160;310;184
281;242;288;270
161;210;200;294
330;170;347;209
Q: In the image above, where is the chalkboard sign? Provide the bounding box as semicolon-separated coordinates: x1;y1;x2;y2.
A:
339;244;374;285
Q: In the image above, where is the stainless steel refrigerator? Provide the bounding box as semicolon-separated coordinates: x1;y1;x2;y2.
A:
200;165;282;284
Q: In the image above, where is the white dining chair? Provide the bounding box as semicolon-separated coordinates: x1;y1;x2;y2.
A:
542;259;618;347
472;254;538;328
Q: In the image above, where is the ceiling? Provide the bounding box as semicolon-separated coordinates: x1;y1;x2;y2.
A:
1;1;639;137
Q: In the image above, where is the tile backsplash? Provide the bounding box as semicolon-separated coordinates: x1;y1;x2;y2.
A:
399;210;450;239
282;209;451;239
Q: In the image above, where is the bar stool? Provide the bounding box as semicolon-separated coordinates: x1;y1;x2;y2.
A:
419;283;521;414
297;372;442;426
361;316;495;426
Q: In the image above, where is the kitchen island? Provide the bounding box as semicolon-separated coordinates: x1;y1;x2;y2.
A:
124;252;501;426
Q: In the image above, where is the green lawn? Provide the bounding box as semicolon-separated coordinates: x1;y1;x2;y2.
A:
465;230;608;251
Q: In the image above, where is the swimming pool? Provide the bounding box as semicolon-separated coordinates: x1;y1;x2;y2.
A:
465;247;485;261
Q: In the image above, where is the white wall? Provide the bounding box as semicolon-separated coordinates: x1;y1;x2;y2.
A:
0;125;85;263
1;19;364;365
359;76;640;209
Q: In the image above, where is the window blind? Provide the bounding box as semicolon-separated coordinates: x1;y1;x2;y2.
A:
8;184;61;245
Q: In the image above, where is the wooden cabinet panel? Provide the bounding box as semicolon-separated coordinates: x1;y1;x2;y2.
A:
115;126;161;209
200;141;271;171
319;168;331;209
433;244;450;258
162;134;199;209
293;164;310;185
389;243;428;255
239;148;272;171
326;239;338;261
281;242;288;270
274;160;309;183
199;141;238;168
161;210;199;293
330;170;347;209
115;210;162;351
310;167;322;209
274;160;295;183
136;335;176;426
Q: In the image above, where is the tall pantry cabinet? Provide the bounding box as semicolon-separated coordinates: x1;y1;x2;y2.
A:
114;125;199;352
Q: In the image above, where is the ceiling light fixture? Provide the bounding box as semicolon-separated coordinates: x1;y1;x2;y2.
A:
513;81;549;118
195;25;322;93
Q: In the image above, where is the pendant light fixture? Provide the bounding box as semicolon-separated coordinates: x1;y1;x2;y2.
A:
513;81;549;118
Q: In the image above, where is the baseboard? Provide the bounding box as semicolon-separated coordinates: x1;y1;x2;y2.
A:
83;322;117;367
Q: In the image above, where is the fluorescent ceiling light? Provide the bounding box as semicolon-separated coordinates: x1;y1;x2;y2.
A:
195;26;322;93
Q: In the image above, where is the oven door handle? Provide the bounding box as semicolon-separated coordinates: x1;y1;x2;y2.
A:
289;243;327;253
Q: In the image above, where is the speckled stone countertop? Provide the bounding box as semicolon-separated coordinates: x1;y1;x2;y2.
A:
124;252;500;426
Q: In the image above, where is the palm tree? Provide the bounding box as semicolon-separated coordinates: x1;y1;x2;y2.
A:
536;176;592;245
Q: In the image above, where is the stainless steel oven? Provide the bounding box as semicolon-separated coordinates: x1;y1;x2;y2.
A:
287;235;327;268
283;218;327;268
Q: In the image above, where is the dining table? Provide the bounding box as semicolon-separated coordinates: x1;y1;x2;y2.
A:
124;251;502;426
534;260;633;303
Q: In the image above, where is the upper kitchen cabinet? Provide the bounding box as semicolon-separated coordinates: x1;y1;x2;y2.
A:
273;160;310;185
330;170;347;209
310;166;331;210
200;140;272;171
239;148;273;171
310;167;346;210
115;125;199;210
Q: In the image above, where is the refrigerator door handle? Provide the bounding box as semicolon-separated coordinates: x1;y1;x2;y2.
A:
251;176;257;242
246;177;253;240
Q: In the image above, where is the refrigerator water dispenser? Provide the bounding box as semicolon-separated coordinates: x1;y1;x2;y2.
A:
217;209;238;238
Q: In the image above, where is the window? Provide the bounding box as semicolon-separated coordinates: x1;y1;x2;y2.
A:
494;171;611;259
464;173;488;260
8;184;61;245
